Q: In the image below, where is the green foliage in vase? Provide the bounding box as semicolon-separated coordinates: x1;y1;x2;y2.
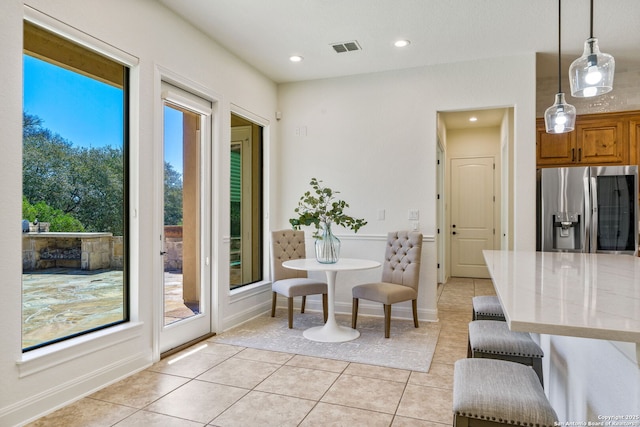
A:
289;177;367;238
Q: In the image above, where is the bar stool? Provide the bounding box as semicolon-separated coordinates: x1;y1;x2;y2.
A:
472;295;505;321
467;320;544;386
453;358;557;427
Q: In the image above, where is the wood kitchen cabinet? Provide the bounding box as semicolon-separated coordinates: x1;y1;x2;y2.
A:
536;126;576;166
536;111;640;168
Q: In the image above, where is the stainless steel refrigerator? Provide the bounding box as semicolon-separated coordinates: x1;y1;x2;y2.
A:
537;165;638;255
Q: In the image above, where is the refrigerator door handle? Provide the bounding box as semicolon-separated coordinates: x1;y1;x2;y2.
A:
589;175;598;253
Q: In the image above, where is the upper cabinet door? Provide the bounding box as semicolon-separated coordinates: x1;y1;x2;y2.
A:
536;121;577;166
577;119;626;165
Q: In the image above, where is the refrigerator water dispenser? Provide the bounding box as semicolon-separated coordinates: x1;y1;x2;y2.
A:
553;212;581;250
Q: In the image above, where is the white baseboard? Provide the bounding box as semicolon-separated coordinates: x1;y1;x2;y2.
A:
1;352;149;427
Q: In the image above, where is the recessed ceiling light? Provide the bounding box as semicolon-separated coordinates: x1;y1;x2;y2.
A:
289;55;303;62
469;117;478;122
394;40;411;48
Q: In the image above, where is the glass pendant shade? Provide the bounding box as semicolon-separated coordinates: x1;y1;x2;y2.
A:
569;37;615;97
544;93;576;134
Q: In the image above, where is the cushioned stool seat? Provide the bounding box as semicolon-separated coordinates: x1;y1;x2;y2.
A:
468;320;544;386
472;296;506;321
453;358;557;427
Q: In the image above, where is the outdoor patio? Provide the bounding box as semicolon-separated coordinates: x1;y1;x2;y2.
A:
22;269;193;349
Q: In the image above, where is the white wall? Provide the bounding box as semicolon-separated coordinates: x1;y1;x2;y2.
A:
0;0;277;424
447;126;502;158
276;55;538;322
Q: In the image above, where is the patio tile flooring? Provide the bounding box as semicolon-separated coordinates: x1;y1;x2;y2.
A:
22;269;192;349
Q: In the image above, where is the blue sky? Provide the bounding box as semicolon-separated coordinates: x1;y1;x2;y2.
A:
163;105;184;175
23;54;183;175
23;55;123;149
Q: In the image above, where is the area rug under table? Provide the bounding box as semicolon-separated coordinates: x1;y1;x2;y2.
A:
209;309;441;372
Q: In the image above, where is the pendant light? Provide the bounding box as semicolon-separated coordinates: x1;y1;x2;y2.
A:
545;0;576;134
568;0;615;97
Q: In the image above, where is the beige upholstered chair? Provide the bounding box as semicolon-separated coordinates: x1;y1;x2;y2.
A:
270;229;328;328
351;231;423;338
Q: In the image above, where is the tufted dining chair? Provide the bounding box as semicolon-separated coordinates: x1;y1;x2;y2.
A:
351;230;423;338
270;229;328;328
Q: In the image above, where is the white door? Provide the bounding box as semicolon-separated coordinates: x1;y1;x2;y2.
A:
450;157;494;278
160;82;212;353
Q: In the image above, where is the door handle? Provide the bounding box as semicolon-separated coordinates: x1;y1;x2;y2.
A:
160;251;167;255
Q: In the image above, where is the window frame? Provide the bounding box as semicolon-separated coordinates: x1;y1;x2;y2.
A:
19;7;139;366
228;105;271;297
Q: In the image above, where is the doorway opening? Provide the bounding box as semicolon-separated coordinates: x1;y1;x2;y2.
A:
159;80;213;354
437;108;513;279
163;103;201;325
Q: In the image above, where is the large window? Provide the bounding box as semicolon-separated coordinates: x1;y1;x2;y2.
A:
22;22;129;351
230;113;263;289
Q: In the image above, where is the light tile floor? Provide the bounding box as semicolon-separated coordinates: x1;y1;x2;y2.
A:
28;277;495;427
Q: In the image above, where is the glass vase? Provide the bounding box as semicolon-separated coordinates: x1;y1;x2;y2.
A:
315;222;341;264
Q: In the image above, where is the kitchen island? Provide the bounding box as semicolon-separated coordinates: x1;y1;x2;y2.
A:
482;250;640;421
482;250;640;342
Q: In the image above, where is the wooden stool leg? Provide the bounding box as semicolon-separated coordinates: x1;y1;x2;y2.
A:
301;295;306;313
454;414;470;427
533;357;544;387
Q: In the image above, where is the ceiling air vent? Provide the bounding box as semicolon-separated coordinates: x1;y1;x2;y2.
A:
331;40;361;53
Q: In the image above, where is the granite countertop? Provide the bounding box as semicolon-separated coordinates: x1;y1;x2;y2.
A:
483;250;640;343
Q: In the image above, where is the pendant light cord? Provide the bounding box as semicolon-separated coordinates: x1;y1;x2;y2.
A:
557;0;562;94
590;0;594;38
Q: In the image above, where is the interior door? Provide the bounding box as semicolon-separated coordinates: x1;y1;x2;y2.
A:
160;82;212;353
450;157;494;278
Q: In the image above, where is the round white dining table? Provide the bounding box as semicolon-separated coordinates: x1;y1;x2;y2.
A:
282;257;381;342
